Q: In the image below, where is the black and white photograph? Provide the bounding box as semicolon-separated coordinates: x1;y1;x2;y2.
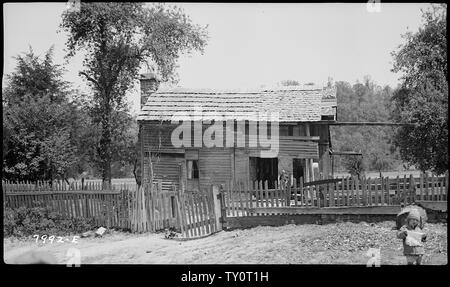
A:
2;1;447;270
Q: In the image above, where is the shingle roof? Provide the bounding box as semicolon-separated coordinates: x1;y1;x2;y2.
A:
137;85;336;122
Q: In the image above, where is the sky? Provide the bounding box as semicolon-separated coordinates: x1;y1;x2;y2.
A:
3;2;431;113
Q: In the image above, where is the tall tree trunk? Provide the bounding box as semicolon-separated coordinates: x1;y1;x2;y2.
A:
99;98;112;186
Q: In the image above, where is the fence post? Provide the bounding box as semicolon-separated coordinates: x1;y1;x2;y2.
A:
445;171;449;201
212;185;223;231
409;174;415;204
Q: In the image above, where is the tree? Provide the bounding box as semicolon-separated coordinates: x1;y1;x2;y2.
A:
2;48;80;182
69;92;140;180
61;3;208;184
331;79;402;175
279;80;300;86
391;4;448;174
342;155;365;179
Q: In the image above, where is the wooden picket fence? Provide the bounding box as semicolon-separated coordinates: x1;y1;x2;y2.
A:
222;173;449;217
176;189;219;239
3;172;447;237
2;180;181;233
2;179;221;238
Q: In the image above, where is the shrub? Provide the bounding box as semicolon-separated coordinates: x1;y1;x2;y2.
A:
3;204;96;238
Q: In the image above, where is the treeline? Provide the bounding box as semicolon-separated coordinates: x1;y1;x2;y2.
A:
2;48;138;182
3;3;208;184
330;78;403;176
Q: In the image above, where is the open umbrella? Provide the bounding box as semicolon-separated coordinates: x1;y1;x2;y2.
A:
396;204;427;230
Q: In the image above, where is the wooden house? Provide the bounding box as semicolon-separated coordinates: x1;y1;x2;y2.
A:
137;73;337;191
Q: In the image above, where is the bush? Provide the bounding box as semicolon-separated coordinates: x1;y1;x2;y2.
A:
3;204;96;238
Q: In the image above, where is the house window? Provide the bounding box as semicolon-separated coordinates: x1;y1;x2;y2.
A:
288;126;294;136
186;160;199;179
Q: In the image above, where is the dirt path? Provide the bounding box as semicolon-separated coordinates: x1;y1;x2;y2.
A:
4;221;447;265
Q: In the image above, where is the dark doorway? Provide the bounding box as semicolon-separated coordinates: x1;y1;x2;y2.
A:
293;158;305;186
249;157;278;188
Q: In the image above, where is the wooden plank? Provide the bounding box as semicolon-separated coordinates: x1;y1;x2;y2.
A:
279;181;285;207
374;178;379;206
197;192;206;235
355;178;360;206
196;192;204;236
264;181;269;214
238;183;245;216
424;174;429;201
64;192;70;218
361;178;366;206
248;182;254;216
273;181;279;208
345;177;350;207
395;175;400;204
206;189;216;233
201;191;209;234
367;178;372;206
163;191;169;229
353;178;358;206
178;191;188;238
419;174;424;201
293;180;298;207
96;192;101;224
90;193;98;222
409;174;415;204
285;180;290;207
431;174;436;202
299;181;305;207
379;177;384;206
76;193;81;218
416;200;447;212
384;177;390;206
226;183;232;217
244;182;250;216
331;181;336;207
256;181;262;213
324;183;329;207
445;172;449;201
346;178;352;206
254;181;259;210
191;192;200;236
202;192;211;234
230;182;236;217
268;183;274;209
185;192;193;237
249;205;402;215
237;183;243;217
300;180;314;207
402;175;407;205
253;181;259;215
288;180;292;208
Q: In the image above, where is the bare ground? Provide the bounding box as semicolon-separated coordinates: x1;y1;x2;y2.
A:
3;221;447;265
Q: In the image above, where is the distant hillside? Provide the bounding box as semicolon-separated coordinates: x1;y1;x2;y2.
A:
330;79;404;176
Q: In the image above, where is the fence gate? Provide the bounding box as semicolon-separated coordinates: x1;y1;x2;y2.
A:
175;185;223;239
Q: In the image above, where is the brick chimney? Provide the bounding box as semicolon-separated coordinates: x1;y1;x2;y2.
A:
140;72;159;110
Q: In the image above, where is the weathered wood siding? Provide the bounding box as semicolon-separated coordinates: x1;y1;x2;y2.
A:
151;154;184;191
140;121;331;187
279;137;319;158
142;122;184;153
198;148;232;190
234;149;250;185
